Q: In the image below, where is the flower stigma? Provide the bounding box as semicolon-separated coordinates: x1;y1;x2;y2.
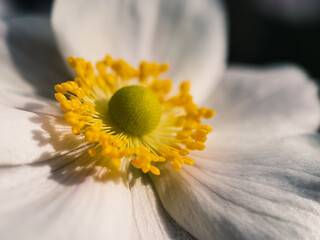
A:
108;85;162;136
54;55;215;175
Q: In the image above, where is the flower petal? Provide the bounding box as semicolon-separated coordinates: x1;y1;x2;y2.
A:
0;153;134;240
0;16;71;98
209;65;320;137
0;104;85;165
129;168;194;239
151;134;320;239
0;89;64;116
52;0;226;102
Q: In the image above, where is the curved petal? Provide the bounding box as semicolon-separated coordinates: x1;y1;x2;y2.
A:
0;89;64;116
0;153;134;240
151;134;320;239
0;104;85;165
52;0;227;102
209;65;320;137
0;0;13;18
0;16;71;99
129;168;194;240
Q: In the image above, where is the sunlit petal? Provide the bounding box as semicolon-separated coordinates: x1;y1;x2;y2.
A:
0;155;134;240
152;134;320;239
209;65;320;137
0;104;85;165
52;0;226;102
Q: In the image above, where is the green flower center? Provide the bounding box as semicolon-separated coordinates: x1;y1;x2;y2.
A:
108;85;162;136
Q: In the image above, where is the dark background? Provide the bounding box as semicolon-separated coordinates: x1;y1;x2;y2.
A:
225;0;320;84
5;0;320;84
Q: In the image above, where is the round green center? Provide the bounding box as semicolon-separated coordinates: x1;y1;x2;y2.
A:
108;85;162;136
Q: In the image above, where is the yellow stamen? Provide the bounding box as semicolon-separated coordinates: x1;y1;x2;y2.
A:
54;55;214;175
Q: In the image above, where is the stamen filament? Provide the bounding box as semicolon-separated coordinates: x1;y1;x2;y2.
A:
55;55;214;175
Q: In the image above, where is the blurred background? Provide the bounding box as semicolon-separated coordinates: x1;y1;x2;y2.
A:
1;0;320;84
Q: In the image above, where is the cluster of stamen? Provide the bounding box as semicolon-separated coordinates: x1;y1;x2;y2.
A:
55;55;214;175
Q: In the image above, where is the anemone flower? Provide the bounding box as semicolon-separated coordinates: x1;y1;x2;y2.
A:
0;0;319;239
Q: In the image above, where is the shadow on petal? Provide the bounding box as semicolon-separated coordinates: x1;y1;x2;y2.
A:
26;106;129;186
5;16;71;99
128;166;195;239
20;104;194;239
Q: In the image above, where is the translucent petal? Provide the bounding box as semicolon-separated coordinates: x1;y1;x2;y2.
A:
52;0;226;102
152;134;320;239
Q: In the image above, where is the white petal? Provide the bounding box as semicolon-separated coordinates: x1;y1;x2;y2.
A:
0;0;13;18
209;65;320;137
129;168;194;240
0;152;134;240
151;134;320;239
0;89;64;116
52;0;227;102
0;16;70;98
0;104;85;165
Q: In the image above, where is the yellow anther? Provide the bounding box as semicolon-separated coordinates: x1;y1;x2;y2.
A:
112;59;137;80
75;88;85;99
68;56;76;68
187;141;205;151
191;129;208;142
195;129;208;136
61;100;73;111
172;161;182;171
61;82;74;92
82;116;93;122
181;138;193;145
183;120;199;131
160;63;169;72
170;143;182;150
203;109;215;119
192;135;207;142
161;79;172;94
91;120;102;131
88;147;96;157
154;156;166;162
157;146;168;155
179;148;190;156
55;55;214;175
131;159;140;169
139;61;169;83
104;55;113;66
54;84;65;94
65;112;80;124
180;81;190;94
141;162;151;173
85;130;100;143
198;125;212;133
183;157;194;165
104;74;116;86
177;131;190;140
112;158;122;168
55;93;67;103
139;146;150;154
83;101;95;114
121;148;133;158
174;116;185;127
96;61;106;73
72;126;81;135
150;166;160;175
70;98;81;109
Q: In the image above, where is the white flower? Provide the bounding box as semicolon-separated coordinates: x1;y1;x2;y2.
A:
0;0;319;239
